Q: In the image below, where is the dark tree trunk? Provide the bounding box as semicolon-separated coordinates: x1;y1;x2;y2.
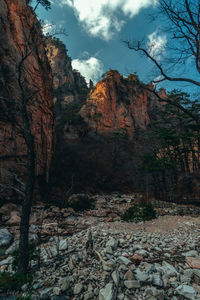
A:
17;82;35;274
18;161;35;273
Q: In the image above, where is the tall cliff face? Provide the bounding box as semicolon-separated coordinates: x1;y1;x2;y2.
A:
80;70;160;139
0;0;55;202
45;37;88;111
49;60;162;196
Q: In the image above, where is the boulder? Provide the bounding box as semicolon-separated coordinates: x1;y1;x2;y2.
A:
59;277;70;292
129;253;144;264
73;283;83;295
112;270;120;286
99;283;114;300
59;239;68;251
175;284;196;299
186;257;200;269
7;214;21;225
124;280;140;289
0;228;13;246
106;237;118;249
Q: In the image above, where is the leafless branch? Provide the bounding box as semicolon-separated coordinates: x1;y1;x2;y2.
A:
125;41;200;87
125;0;200;88
144;84;200;123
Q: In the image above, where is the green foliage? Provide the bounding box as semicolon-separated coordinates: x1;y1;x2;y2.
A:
0;271;32;292
142;153;176;173
127;73;139;82
46;36;66;51
59;102;85;126
0;243;37;292
121;202;157;222
12;242;39;272
140;90;200;201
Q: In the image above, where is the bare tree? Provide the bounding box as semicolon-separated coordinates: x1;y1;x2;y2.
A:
124;0;200;127
17;50;37;274
125;0;200;87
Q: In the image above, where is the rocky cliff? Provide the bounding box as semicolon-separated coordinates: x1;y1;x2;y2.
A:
48;46;161;196
80;71;160;139
0;0;55;202
45;37;88;111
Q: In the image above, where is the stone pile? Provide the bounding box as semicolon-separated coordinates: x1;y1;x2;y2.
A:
1;194;200;299
34;222;200;300
1;220;200;299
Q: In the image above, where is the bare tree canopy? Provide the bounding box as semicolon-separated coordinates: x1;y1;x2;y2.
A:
125;0;200;87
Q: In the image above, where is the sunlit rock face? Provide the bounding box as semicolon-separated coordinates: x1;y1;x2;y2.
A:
0;0;55;202
44;37;164;195
49;66;163;196
80;70;160;139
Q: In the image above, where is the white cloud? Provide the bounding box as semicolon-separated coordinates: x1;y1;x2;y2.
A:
72;57;104;84
147;31;167;61
42;19;66;37
121;0;157;17
42;20;55;35
56;0;158;40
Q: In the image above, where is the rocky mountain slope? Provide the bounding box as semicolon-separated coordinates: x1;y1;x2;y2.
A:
46;41;162;196
0;0;55;203
46;37;89;111
46;38;199;203
80;71;161;139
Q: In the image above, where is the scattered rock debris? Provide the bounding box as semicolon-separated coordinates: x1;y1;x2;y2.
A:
1;193;200;299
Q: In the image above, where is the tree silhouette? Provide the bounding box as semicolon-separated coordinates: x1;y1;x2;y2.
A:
28;0;51;11
142;91;200;201
126;0;200;87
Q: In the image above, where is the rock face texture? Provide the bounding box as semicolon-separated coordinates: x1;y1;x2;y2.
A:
0;0;55;202
46;37;89;145
47;46;161;196
80;71;160;139
46;37;88;110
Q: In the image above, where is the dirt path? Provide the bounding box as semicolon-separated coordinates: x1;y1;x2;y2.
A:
96;215;200;234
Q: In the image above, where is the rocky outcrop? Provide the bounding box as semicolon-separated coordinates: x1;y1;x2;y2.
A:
0;0;55;202
45;37;89;146
44;38;164;195
80;70;161;139
50;67;163;195
45;37;88;111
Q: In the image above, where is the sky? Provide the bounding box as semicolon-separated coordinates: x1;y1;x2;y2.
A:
35;0;199;97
